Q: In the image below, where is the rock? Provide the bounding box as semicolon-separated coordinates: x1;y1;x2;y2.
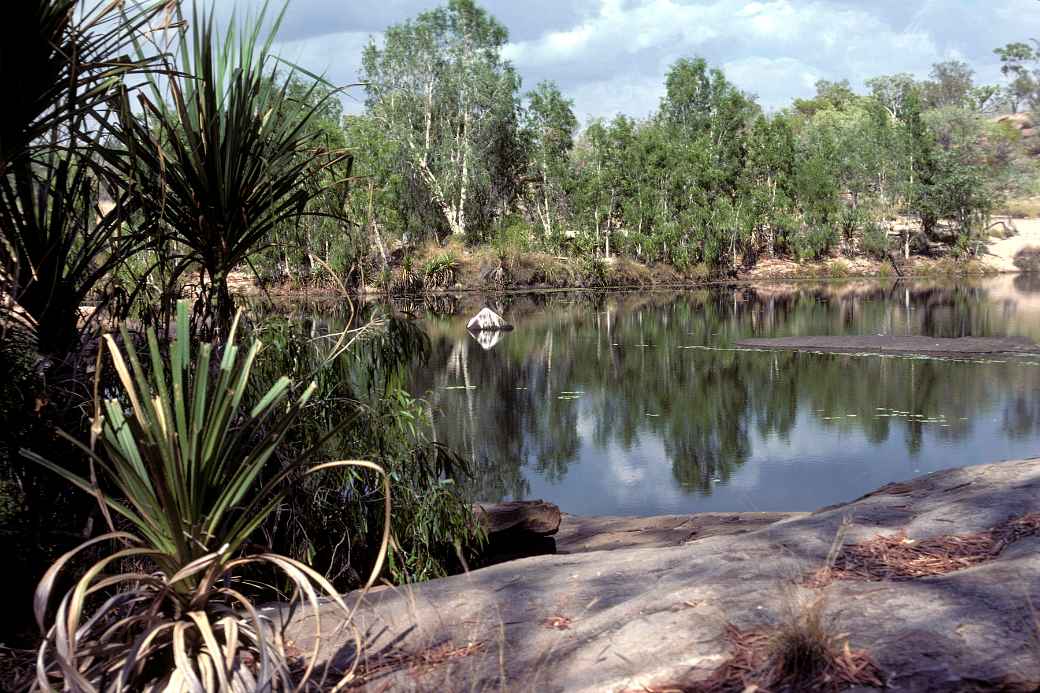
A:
555;511;806;553
736;334;1040;356
472;500;562;566
288;458;1040;692
473;500;561;536
469;329;507;351
466;306;512;332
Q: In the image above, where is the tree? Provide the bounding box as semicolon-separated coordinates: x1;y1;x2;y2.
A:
742;116;796;257
361;0;521;241
922;60;975;109
995;41;1040;113
902;89;940;242
793;79;858;117
925;107;1001;248
660;57;758;267
866;73;917;120
522;81;578;238
105;2;349;334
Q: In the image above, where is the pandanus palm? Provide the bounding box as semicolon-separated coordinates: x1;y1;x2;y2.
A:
25;300;388;690
104;0;352;335
0;0;168;353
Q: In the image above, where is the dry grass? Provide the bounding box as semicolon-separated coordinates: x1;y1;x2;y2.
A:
611;257;656;286
1004;197;1040;219
0;646;34;692
636;607;883;693
807;513;1040;586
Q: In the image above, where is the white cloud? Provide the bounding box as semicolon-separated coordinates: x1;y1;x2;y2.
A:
220;0;1030;121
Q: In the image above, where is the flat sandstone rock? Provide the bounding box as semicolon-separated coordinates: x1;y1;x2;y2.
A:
291;458;1040;692
556;511;804;553
736;334;1040;356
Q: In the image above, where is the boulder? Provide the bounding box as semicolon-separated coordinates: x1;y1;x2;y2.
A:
466;306;512;332
472;500;562;566
473;500;561;536
289;458;1040;692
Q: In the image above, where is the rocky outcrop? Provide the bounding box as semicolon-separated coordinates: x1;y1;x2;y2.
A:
474;500;561;536
737;334;1040;356
996;112;1039;158
472;500;561;565
290;458;1040;692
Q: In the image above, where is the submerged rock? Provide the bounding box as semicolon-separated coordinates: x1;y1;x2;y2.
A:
466;306;512;332
290;458;1040;691
737;334;1040;356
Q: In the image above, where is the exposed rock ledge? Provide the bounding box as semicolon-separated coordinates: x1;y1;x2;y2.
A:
736;334;1040;356
289;458;1040;692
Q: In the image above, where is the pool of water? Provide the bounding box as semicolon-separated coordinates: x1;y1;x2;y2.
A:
406;276;1040;516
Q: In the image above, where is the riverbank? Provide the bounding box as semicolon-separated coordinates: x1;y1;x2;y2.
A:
289;457;1040;691
235;218;1040;299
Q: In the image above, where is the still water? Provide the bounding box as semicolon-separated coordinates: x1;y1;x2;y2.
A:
407;276;1040;516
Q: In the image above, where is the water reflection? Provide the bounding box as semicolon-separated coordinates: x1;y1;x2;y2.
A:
469;329;508;351
407;278;1040;515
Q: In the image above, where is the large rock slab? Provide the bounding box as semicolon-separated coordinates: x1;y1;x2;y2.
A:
736;334;1040;356
289;458;1040;692
556;511;805;553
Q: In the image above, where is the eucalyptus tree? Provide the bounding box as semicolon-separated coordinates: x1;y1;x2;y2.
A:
742;116;796;256
361;0;522;241
793;79;858;117
866;73;918;121
660;57;759;268
995;41;1040;113
922;60;976;109
522;81;578;239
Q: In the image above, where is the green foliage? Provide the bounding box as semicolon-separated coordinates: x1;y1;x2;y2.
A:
248;307;480;585
361;0;520;241
580;256;610;287
25;301;388;690
0;1;165;352
423;251;460;288
791;225;838;262
860;221;892;260
105;1;351;333
995;41;1040;113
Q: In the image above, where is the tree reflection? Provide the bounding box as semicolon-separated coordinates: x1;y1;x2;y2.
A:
407;279;1040;502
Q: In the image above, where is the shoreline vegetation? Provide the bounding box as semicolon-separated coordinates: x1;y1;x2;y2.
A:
3;0;1040;689
230;226;1026;300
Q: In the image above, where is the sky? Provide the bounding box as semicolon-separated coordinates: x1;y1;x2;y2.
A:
216;0;1036;124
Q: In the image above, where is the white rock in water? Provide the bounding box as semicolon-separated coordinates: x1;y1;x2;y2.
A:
467;307;512;332
471;329;506;350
